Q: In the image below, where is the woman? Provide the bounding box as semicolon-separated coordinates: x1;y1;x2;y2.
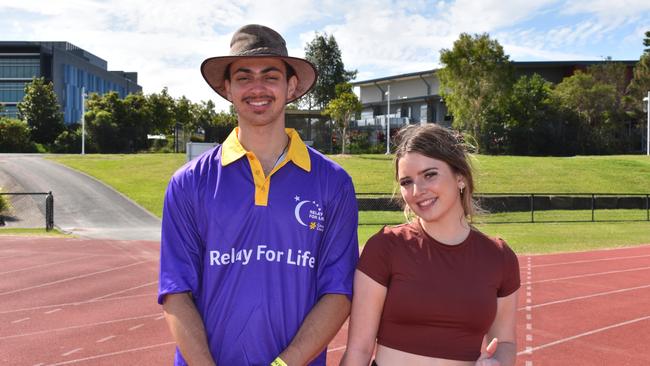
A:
341;124;520;366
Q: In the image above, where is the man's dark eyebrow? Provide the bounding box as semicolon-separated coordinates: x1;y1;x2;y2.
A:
232;66;283;74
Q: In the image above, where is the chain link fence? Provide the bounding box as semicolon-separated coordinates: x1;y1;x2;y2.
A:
357;193;650;224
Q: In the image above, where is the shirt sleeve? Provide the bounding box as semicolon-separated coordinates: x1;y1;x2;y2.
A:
356;228;392;287
158;170;204;304
497;240;521;297
315;177;359;300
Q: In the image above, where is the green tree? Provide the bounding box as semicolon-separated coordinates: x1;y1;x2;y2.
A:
554;72;621;154
122;92;152;151
208;108;238;144
505;74;568;155
52;124;94;153
644;30;650;54
625;44;650;152
304;33;357;109
0;117;34;152
147;87;176;134
17;77;65;145
194;100;218;142
174;96;196;144
322;82;362;154
438;33;514;152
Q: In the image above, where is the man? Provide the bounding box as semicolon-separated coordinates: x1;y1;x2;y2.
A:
158;24;359;366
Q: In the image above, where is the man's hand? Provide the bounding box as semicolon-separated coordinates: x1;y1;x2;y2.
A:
163;292;216;366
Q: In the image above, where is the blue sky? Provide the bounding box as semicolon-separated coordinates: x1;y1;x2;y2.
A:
1;0;649;111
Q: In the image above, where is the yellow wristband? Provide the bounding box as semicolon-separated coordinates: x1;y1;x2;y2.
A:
270;357;288;366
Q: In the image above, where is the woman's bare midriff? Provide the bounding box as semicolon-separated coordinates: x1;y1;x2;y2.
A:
375;345;475;366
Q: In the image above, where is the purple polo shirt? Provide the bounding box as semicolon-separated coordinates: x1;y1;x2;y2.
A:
158;128;359;366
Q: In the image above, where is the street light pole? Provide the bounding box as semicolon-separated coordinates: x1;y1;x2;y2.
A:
386;85;390;155
81;87;86;155
644;91;649;156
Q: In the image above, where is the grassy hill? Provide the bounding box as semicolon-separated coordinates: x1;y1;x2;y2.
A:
48;153;650;253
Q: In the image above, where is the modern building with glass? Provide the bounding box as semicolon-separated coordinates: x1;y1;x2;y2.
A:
0;41;141;124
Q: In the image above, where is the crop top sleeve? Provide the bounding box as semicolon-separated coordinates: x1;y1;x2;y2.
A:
356;226;395;287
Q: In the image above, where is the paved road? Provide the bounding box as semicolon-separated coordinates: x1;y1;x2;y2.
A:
0;154;161;241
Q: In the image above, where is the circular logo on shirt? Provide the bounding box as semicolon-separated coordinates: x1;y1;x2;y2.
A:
293;195;324;232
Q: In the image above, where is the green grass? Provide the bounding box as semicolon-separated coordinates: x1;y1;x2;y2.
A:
357;210;650;254
358;222;650;254
331;154;650;194
47;153;650;253
50;154;187;217
0;228;70;237
476;221;650;254
472;155;650;193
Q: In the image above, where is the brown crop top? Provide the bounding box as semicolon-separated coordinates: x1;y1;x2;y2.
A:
357;222;520;361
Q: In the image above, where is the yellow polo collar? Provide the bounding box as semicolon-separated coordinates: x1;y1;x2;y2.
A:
221;127;311;172
220;127;311;206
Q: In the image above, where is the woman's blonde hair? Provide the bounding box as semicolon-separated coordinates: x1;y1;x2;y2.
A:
393;124;479;221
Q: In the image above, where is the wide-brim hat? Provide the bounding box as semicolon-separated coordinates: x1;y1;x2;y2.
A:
201;24;318;104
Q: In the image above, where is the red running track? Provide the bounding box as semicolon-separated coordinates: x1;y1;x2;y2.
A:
1;236;649;365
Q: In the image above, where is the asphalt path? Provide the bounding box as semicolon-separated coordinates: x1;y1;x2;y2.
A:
0;154;161;241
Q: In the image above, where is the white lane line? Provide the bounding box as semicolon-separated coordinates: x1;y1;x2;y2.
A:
128;324;144;331
32;363;45;366
0;293;152;315
61;348;83;356
0;255;97;276
532;266;650;284
11;317;30;324
516;315;650;355
0;259;152;296
44;308;62;314
155;315;165;320
96;335;116;343
0;313;161;340
328;345;346;352
47;342;176;365
518;283;650;310
525;253;650;269
87;281;157;302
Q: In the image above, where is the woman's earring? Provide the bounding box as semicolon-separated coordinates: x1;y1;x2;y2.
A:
459;183;465;195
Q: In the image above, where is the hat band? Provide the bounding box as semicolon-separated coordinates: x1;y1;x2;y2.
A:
233;47;288;57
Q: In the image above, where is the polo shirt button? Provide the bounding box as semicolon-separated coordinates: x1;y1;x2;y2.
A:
255;170;261;175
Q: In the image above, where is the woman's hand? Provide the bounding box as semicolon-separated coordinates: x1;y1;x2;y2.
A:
475;338;500;366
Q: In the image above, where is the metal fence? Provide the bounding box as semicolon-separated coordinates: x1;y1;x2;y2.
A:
0;192;54;230
356;192;650;224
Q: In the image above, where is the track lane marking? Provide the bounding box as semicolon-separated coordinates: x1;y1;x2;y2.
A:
128;324;144;331
0;260;153;296
0;313;161;340
96;335;116;343
518;283;650;310
532;266;650;284
0;293;153;315
87;281;157;301
516;314;650;355
523;253;650;269
44;308;62;314
61;348;83;356
0;255;99;276
11;317;30;323
46;342;176;365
